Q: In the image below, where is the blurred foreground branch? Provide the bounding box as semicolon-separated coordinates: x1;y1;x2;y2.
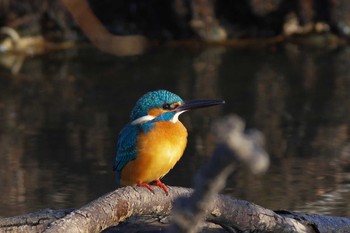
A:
169;115;270;233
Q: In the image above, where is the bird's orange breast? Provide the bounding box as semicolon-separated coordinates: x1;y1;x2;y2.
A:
120;121;188;186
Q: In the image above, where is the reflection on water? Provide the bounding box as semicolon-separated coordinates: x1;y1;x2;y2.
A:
0;45;350;218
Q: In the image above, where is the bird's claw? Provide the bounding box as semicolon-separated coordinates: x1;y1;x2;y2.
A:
156;179;169;194
136;180;169;195
137;181;155;194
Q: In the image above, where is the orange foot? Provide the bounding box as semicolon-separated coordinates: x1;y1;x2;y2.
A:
137;181;154;193
155;179;168;194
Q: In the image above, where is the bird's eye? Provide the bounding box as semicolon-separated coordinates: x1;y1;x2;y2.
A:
162;103;172;110
162;102;180;110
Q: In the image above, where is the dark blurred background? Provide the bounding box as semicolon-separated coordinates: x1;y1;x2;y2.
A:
0;0;350;42
0;0;350;218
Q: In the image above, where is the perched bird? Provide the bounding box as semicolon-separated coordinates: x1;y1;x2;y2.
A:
113;90;224;193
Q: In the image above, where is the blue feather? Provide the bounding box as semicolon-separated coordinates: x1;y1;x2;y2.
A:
130;90;183;120
139;112;175;133
113;123;139;172
114;112;177;174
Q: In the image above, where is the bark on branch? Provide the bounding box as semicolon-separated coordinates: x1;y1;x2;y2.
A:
1;186;349;233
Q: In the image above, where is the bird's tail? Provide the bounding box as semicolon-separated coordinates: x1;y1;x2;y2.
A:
115;171;121;188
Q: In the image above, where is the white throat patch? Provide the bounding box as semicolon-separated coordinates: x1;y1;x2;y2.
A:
171;111;186;123
131;115;155;125
131;111;186;125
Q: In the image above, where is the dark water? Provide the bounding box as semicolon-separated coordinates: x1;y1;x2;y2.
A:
0;44;350;218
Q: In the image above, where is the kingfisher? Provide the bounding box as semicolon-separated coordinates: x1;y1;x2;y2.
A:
113;90;224;193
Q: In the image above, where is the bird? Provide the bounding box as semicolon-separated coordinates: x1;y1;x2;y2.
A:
113;90;225;194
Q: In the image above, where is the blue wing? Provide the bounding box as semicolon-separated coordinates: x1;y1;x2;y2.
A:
113;123;139;186
113;120;159;186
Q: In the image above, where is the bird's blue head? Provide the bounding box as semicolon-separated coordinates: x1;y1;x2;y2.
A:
130;90;183;121
130;90;225;125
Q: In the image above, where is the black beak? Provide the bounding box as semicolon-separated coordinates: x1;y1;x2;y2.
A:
174;99;225;112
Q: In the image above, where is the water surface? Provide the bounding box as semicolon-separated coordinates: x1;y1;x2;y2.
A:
0;44;350;217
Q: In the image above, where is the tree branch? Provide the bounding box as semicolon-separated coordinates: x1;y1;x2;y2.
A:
61;0;147;56
1;186;349;233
